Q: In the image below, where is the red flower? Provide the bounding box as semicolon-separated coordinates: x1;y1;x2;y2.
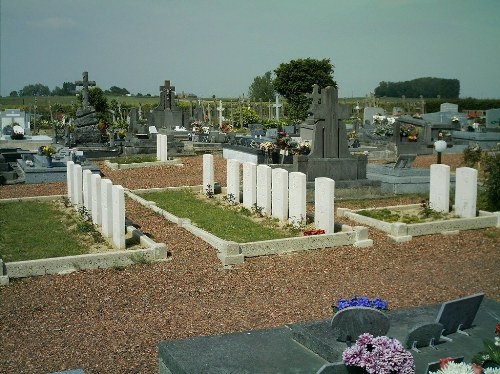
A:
304;229;325;236
496;322;500;335
472;364;483;374
439;357;454;368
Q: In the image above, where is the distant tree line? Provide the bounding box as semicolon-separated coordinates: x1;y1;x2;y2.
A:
374;77;460;98
9;83;135;97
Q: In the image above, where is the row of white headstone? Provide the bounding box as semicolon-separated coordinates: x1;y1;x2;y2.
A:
156;134;168;162
429;165;477;217
66;161;126;249
203;154;336;233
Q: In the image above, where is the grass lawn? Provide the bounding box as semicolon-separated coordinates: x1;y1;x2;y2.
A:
0;200;101;262
141;189;297;243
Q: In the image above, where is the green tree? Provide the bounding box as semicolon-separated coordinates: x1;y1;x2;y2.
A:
19;83;51;96
9;91;18;97
248;71;275;101
273;58;336;121
230;106;260;127
106;86;130;96
77;87;109;119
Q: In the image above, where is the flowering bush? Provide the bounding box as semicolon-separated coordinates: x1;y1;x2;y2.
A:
333;296;389;313
342;333;415;374
40;145;56;156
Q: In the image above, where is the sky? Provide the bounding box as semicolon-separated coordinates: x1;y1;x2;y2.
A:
1;0;499;99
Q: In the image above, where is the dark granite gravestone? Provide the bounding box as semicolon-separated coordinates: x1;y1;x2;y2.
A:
436;292;484;335
330;306;390;343
147;80;188;131
296;85;368;182
404;322;443;350
266;128;278;139
74;71;100;144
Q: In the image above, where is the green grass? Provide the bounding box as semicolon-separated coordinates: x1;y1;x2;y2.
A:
0;201;93;262
142;190;294;243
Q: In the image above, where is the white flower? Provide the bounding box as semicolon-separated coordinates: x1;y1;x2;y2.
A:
484;368;500;374
429;362;474;374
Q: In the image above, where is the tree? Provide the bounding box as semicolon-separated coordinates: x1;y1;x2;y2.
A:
77;87;109;119
19;83;51;96
106;86;130;96
374;77;460;98
273;58;336;121
248;71;275;101
9;91;18;97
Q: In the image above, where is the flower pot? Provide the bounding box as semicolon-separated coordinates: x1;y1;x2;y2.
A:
46;156;53;168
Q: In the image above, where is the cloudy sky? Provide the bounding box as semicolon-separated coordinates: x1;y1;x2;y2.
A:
1;0;499;99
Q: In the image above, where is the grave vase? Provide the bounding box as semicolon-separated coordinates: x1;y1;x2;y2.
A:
46;156;53;168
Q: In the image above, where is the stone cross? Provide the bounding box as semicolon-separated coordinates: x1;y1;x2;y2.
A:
217;100;224;126
75;71;96;109
273;95;282;121
158;80;176;110
306;84;351;159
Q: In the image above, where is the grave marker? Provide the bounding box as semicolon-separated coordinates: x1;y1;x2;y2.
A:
67;161;75;203
91;174;102;226
242;162;257;210
330;307;390;343
315;177;335;234
203;154;214;194
82;169;93;211
273;94;282;120
455;167;477;218
226;159;240;202
101;178;113;238
288;172;306;226
429;164;450;213
112;184;126;250
272;168;288;222
257;164;272;215
73;164;83;208
436;292;484;335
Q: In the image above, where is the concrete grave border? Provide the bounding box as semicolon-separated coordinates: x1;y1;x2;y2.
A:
337;204;500;242
127;187;373;266
104;158;182;170
0;195;168;285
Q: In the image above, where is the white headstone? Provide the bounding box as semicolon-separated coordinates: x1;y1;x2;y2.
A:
315;177;335;234
257;164;272;216
66;161;75;203
288;172;307;227
440;103;458;113
429;164;450;213
156;134;161;160
73;164;83;208
112;184;126;250
455;167;477;218
363;107;385;125
101;178;113;238
272;168;288;222
242;162;257;210
82;169;93;211
226;159;240;201
91;173;102;226
202;154;214;194
160;134;168;162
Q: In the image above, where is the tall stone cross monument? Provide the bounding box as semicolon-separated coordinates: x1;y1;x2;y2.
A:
217;100;224;126
157;80;176;111
75;71;96;109
306;84;350;159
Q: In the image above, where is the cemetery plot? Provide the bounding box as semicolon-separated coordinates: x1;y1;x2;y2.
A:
338;204;499;242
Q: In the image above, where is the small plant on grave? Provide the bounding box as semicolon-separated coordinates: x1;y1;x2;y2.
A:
222;193;237;206
419;199;446;220
78;206;92;222
357;208;400;222
239;206;252;216
61;196;72;208
463;143;482;168
251;203;264;218
332;296;389;314
205;184;214;199
303;228;325;236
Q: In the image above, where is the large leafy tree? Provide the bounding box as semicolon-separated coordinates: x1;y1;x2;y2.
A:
248;71;275;101
77;87;109;119
52;82;76;96
374;77;460;98
273;58;336;121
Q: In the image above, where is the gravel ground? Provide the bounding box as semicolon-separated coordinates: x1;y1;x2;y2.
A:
1;153;499;374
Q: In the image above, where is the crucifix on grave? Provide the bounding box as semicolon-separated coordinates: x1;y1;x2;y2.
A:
273;94;282;121
217;100;224;126
75;71;96;109
157;80;176;111
306;84;350;159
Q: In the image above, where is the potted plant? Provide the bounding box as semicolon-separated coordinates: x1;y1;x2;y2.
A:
10;123;25;140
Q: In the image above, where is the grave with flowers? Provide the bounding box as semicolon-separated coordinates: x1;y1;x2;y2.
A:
158;293;500;374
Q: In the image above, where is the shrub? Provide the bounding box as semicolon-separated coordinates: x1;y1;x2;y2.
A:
463;144;482;167
483;152;500;211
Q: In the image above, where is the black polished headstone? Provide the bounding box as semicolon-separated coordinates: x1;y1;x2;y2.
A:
436;293;484;335
330;307;390;342
404;322;443;349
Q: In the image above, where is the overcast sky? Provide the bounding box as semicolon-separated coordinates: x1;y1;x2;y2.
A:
1;0;499;99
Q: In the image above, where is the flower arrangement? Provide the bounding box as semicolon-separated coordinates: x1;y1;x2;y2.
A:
260;141;275;153
372;122;394;137
349;130;357;141
290;140;311;155
303;228;325;236
471;322;500;369
40;145;56;157
452;116;460;124
429;361;499;374
117;129;127;139
400;124;417;137
219;121;233;133
333;296;389;313
10;123;25;140
342;333;415;374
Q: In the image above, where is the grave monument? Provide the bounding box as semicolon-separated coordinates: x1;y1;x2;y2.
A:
147;80;188;131
74;71;100;144
295;85;368;183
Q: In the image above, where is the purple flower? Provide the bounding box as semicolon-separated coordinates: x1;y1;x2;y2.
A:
334;296;389;311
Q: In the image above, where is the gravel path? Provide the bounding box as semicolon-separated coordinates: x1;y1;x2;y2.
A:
1;153;499;374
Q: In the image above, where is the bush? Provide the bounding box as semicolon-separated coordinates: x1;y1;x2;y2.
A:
463;144;482;167
483;152;500;211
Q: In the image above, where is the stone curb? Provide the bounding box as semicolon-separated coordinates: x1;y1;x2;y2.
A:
128;190;372;266
104;159;182;170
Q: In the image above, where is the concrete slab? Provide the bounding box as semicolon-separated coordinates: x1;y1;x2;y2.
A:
158;299;500;374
